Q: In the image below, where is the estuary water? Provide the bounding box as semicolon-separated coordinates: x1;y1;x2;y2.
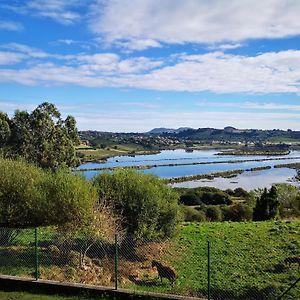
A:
77;149;300;190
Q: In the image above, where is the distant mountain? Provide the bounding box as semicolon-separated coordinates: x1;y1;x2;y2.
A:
148;127;193;134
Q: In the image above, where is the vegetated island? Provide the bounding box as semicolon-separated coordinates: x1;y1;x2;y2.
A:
76;156;300;172
217;149;290;156
165;166;272;184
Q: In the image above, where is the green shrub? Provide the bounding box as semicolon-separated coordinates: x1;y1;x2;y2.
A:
222;204;253;221
93;169;181;240
201;191;232;205
179;193;202;206
276;183;300;218
0;158;96;227
205;206;223;221
181;206;206;222
233;187;250;198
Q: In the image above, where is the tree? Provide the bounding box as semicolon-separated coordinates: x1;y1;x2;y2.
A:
0;102;80;170
253;186;279;221
93;169;181;240
0;112;11;145
179;192;202;206
0;158;96;228
276;184;300;218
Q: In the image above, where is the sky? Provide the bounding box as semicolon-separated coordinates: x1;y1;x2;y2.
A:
1;0;300;132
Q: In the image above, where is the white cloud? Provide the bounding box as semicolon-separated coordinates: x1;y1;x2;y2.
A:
116;39;162;51
0;52;26;65
3;0;82;25
198;101;300;111
0;20;23;31
1;44;300;94
89;0;300;49
207;43;243;51
1;43;50;59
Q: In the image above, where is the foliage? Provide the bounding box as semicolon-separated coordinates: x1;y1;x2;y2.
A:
179;193;202;206
201;191;232;205
181;206;206;222
0;102;80;170
275;184;300;218
0;158;96;227
222;203;253;221
233;187;250;198
92;169;181;240
177;187;232;206
205;206;223;221
253;186;280;221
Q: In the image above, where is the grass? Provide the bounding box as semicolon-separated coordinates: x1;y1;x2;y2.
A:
0;221;299;299
121;221;300;299
0;290;111;300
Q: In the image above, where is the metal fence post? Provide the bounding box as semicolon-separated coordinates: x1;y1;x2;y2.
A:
208;240;211;300
34;227;39;280
114;234;119;290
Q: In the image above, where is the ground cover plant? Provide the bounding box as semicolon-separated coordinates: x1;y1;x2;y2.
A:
0;221;299;299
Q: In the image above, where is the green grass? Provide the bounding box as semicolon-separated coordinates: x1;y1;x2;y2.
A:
121;220;300;299
1;221;299;299
0;290;111;300
171;221;300;299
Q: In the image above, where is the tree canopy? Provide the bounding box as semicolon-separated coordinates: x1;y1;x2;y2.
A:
0;102;80;170
253;186;279;221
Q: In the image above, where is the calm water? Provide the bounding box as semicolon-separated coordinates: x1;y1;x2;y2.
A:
171;168;299;191
78;149;300;190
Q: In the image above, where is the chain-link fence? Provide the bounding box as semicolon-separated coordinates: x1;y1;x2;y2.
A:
0;226;299;300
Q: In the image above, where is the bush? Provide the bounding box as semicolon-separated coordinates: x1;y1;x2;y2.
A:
181;206;206;222
0;158;96;227
93;169;181;240
201;191;232;205
179;193;202;206
206;206;223;221
276;183;300;218
233;188;250;198
222;204;253;221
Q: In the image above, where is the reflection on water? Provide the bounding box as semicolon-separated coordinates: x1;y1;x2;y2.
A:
171;168;300;191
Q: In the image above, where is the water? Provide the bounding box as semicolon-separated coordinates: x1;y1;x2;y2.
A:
77;149;300;189
77;149;300;170
171;168;299;191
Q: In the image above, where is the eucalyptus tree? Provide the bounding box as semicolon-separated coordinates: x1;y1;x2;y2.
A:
0;102;80;169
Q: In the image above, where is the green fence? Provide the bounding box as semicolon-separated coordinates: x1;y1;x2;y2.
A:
0;226;299;300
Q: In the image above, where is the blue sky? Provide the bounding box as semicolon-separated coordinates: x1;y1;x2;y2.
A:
1;0;300;132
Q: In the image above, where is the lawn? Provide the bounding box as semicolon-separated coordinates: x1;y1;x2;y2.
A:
0;221;299;300
0;290;111;300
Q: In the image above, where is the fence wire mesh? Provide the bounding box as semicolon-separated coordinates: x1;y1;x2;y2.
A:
0;228;35;278
0;226;299;300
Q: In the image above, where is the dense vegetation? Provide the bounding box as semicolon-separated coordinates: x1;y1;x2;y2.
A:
177;185;300;223
0;102;79;170
0;158;96;228
93;169;181;240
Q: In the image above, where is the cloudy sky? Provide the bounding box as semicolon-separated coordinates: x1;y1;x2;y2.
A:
1;0;300;131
